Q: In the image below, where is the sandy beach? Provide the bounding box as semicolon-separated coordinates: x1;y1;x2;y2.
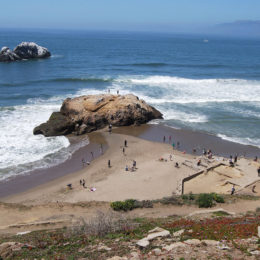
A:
1;124;259;204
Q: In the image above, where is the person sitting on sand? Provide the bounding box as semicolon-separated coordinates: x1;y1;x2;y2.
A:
125;165;129;171
175;162;179;168
82;179;86;188
254;156;258;162
67;184;72;189
252;185;256;193
169;154;173;161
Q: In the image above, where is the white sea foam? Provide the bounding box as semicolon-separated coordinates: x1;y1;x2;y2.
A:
162;109;208;123
0;102;71;179
217;134;260;148
114;75;260;104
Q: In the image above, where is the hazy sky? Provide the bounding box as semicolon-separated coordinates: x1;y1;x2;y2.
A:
1;0;259;31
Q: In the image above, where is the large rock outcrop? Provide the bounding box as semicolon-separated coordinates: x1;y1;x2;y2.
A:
0;42;51;62
34;94;163;137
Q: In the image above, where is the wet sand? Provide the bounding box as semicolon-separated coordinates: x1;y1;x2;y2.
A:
114;124;260;158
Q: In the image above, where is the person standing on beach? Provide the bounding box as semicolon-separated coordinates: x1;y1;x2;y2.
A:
231;185;235;195
163;136;166;142
123;147;125;154
234;154;238;164
108;160;111;168
91;152;94;159
124;140;127;147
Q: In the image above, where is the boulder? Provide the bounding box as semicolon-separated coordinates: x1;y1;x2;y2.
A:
14;42;51;59
136;227;170;248
34;94;163;137
0;42;51;62
0;47;21;62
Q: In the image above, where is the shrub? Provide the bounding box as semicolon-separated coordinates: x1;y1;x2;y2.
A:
110;199;153;211
197;193;214;208
188;192;195;200
110;199;136;211
181;194;188;200
212;193;225;203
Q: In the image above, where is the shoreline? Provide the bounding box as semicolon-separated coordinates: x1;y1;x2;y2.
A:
114;124;260;158
0;124;259;201
0;132;107;199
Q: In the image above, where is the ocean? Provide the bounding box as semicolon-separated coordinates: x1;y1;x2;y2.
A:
0;29;260;181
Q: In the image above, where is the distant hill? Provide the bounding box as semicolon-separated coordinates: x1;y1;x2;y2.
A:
212;20;260;38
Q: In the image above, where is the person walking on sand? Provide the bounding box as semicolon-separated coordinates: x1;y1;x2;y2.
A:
109;124;112;134
82;158;85;168
108;159;111;168
133;160;136;169
231;185;235;195
124;140;127;147
123;147;125;154
80;179;82;186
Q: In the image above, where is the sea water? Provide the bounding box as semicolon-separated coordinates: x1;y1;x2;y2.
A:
0;29;260;180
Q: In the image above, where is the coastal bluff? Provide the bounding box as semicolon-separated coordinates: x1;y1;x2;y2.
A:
34;94;163;137
0;42;51;62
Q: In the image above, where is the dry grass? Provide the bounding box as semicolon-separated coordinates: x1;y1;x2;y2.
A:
70;211;135;237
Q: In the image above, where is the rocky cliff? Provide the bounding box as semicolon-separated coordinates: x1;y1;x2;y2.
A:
0;42;51;62
34;94;163;137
